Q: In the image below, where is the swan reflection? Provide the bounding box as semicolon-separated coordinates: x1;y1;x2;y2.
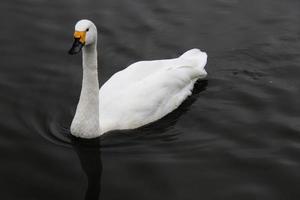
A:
71;137;102;200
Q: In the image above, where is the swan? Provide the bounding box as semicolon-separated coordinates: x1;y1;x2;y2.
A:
68;19;208;138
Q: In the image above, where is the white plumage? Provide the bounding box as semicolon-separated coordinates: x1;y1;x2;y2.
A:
99;49;207;133
69;19;207;138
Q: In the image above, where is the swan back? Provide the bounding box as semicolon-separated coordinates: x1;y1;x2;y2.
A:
99;49;207;134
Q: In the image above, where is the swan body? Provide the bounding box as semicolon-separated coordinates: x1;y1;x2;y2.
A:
69;19;208;138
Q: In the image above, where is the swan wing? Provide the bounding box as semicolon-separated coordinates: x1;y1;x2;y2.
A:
99;49;207;134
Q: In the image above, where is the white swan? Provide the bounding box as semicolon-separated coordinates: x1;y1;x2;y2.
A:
68;19;208;138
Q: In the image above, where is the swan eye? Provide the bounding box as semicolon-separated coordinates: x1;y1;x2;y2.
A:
86;28;89;32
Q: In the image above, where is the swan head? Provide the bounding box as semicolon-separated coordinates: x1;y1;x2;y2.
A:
68;19;97;55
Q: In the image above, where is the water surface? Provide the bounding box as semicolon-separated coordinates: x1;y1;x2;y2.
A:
1;0;300;199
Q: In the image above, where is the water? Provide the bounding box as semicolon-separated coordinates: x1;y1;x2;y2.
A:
1;0;300;199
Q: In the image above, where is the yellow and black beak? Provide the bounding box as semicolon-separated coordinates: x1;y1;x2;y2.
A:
68;31;86;55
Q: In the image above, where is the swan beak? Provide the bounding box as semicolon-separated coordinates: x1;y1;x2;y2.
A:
68;31;86;55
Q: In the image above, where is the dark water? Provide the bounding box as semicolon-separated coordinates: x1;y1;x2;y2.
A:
1;0;300;199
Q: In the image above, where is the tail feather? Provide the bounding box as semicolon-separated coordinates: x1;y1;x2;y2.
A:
180;49;207;76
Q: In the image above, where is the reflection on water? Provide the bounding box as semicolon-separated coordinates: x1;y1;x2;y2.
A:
1;0;300;199
71;137;102;200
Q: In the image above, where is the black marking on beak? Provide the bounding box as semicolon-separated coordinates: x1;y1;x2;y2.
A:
68;38;84;55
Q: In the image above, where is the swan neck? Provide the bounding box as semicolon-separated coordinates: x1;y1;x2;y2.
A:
71;43;100;138
83;43;97;70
